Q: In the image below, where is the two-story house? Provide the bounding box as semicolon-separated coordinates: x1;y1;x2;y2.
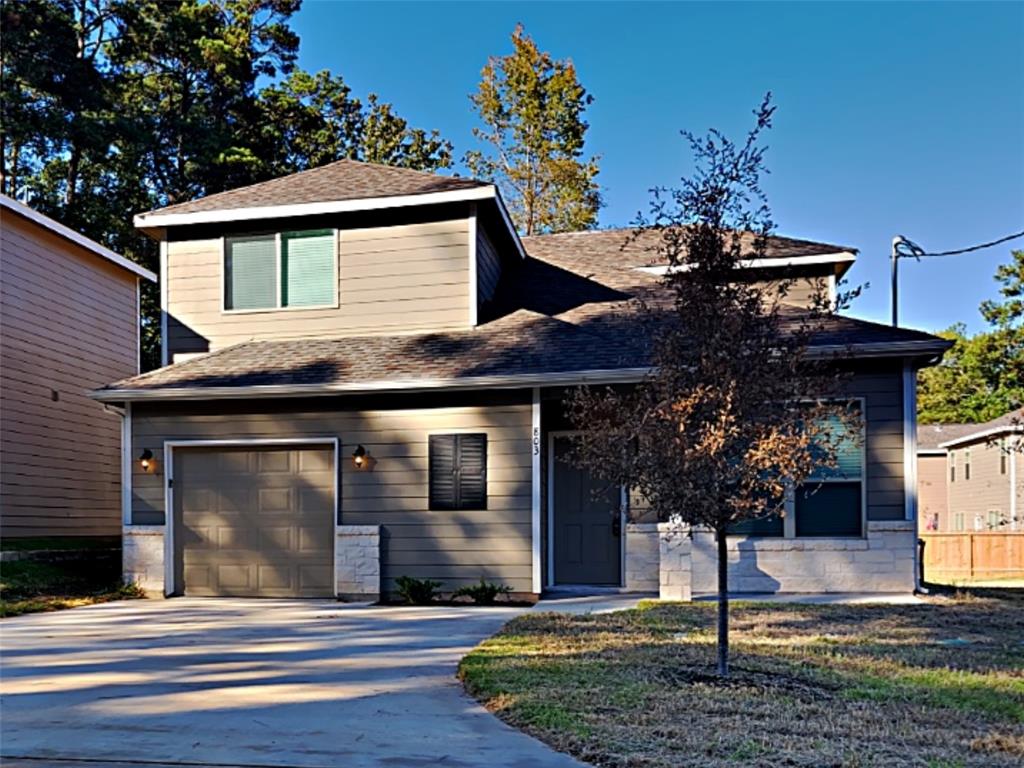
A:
1;194;156;541
93;160;950;600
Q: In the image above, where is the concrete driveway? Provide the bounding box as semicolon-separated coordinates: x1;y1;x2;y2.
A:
1;598;584;768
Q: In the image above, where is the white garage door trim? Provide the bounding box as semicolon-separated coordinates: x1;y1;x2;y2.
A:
163;437;340;596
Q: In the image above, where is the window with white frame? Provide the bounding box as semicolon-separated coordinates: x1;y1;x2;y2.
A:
964;448;972;481
987;509;1002;529
1000;438;1008;475
953;511;965;531
949;451;956;482
224;230;336;311
729;403;863;538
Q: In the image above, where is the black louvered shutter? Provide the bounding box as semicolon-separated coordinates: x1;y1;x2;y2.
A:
429;434;458;510
429;433;487;510
457;433;487;510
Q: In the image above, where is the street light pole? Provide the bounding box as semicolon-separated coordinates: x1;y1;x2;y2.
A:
891;235;925;328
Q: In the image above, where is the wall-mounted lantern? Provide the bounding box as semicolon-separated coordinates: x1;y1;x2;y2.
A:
352;445;367;469
139;448;153;472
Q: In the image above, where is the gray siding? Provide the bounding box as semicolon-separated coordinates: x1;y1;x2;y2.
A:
1;209;139;537
476;221;502;314
130;393;533;593
848;363;907;521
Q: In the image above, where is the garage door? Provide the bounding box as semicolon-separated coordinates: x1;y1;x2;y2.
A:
173;445;335;597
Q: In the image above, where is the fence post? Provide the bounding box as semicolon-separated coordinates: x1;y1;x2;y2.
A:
968;533;975;580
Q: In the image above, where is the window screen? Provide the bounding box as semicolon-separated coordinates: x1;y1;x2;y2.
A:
429;434;487;511
225;235;277;310
282;230;335;307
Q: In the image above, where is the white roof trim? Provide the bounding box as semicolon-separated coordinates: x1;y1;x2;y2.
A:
92;367;654;402
917;448;947;455
636;252;857;276
938;424;1023;449
134;185;500;229
1;194;156;281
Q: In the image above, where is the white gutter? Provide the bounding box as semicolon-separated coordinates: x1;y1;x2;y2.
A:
636;252;857;276
916;448;947;456
91;367;654;403
1;194;157;281
938;424;1024;449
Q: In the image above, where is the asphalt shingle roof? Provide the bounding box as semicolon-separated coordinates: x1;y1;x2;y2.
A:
143;160;487;217
919;408;1024;450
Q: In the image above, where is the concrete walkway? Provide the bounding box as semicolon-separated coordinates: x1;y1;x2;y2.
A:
0;598;586;768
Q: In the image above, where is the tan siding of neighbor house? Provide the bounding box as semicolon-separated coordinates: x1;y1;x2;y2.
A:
918;454;949;532
0;210;139;537
948;440;1013;530
129;394;533;593
166;217;472;358
752;276;830;309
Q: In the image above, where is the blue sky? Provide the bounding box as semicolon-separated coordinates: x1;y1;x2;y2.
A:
291;1;1024;334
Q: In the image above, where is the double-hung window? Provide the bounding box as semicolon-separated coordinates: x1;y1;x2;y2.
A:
728;403;864;539
795;407;864;537
224;229;337;311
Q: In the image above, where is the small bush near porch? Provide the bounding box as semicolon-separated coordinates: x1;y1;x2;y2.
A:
459;592;1023;767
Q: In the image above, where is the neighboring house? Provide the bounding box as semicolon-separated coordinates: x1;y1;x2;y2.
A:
940;411;1022;533
0;195;156;539
92;159;950;600
917;422;974;533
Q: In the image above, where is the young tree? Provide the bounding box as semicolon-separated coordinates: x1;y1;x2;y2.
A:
567;96;859;677
465;24;600;235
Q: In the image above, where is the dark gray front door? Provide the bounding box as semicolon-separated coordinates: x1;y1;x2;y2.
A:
552;435;621;585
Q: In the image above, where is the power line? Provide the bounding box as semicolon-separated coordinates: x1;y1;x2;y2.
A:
914;229;1024;258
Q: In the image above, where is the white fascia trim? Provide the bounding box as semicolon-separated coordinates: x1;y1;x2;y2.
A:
917;448;947;456
1;193;157;281
134;186;499;229
93;368;654;402
493;189;527;260
938;424;1024;449
159;240;168;367
531;388;542;594
636;252;857;276
468;204;479;327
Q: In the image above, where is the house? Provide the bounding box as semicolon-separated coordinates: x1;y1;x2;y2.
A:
91;159;950;600
0;195;156;540
918;411;1022;533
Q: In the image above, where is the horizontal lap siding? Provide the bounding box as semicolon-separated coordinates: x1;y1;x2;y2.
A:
131;396;534;593
948;440;1012;528
166;218;471;357
0;212;138;537
846;365;907;521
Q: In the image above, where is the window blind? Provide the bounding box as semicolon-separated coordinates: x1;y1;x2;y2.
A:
225;235;277;310
282;230;335;307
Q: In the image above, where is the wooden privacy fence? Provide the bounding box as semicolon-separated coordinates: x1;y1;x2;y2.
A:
920;533;1024;583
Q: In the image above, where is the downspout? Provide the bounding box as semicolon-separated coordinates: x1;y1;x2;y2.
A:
902;359;926;594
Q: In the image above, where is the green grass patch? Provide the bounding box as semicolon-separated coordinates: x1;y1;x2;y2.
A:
460;594;1024;767
0;553;142;618
0;536;119;552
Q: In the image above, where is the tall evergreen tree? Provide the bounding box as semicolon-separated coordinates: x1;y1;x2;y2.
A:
465;24;601;235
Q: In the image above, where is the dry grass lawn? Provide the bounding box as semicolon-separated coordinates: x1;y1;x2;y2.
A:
459;591;1024;767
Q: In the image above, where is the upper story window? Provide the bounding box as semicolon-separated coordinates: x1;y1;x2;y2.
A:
224;230;337;312
950;451;956;482
964;448;972;481
1000;438;1008;475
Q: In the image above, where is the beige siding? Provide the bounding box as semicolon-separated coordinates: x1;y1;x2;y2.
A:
752;277;830;309
166;218;472;358
948;439;1013;530
477;221;502;313
130;393;534;593
918;454;949;532
0;210;139;537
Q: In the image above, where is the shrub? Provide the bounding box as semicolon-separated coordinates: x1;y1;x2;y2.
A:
453;578;513;605
394;575;442;605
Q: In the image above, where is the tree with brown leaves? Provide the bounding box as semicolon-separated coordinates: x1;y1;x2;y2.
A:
567;95;861;677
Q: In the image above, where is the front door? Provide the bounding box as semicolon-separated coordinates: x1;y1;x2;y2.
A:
551;435;621;585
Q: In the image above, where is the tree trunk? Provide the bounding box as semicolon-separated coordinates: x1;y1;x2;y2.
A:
716;528;729;677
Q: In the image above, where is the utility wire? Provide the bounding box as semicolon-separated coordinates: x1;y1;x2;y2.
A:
914;229;1024;258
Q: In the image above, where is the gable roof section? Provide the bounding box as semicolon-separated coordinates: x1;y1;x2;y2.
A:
918;423;975;452
1;194;156;281
523;228;857;277
135;159;490;226
937;408;1024;449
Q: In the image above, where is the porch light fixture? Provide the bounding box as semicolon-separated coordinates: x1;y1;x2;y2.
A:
352;445;367;469
139;448;153;471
